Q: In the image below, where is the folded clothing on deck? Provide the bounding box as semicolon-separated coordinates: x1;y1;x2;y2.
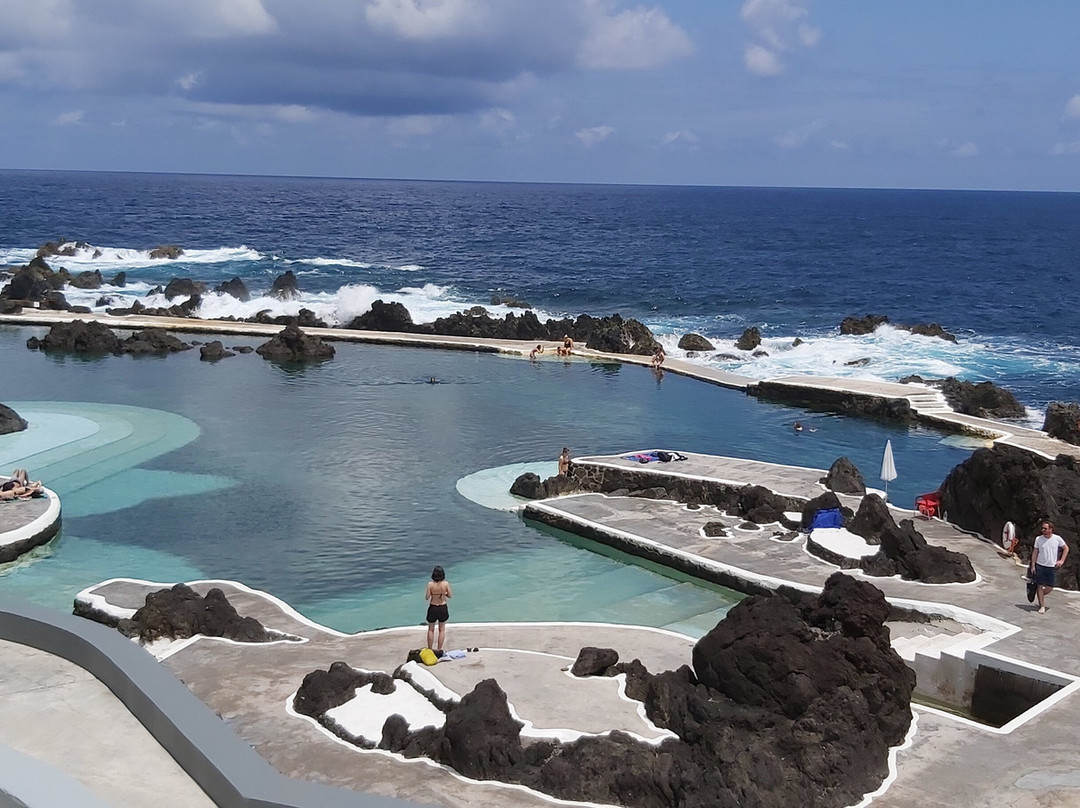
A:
624;450;688;464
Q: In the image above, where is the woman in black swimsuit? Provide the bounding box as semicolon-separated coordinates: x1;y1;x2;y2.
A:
425;565;452;652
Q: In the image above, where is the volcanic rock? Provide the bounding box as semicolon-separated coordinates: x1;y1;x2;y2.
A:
255;322;334;361
735;326;761;351
121;329;192;354
67;269;103;289
163;277;206;300
347;299;415;332
149;245;184;259
112;584;274;645
269;270;300;300
907;323;957;342
939;444;1080;588
703;521;729;537
36;240;87;258
678;333;715;352
1042;402;1080;445
2;263;63;302
199;341;236;360
840;314;889;335
26;320;123;353
571;647;619;677
293;660;396;721
443;679;526;779
297;573;915;808
214;276;250;302
751;381;917;424
861;519;976;583
846;493;892;545
823;456;866;495
939;377;1025;419
799;491;847;531
111;272;127;287
0;404;28;435
840;315;956;343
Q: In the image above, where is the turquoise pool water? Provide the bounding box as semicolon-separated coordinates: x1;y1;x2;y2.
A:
0;325;975;636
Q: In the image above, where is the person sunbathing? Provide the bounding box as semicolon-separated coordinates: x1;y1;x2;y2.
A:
1;470;44;500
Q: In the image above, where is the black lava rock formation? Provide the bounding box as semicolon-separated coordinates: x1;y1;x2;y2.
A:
296;573;914;808
939;444;1080;589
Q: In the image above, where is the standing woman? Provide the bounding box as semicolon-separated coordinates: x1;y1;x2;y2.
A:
425;566;452;651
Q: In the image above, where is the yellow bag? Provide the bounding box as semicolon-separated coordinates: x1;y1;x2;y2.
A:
419;648;439;666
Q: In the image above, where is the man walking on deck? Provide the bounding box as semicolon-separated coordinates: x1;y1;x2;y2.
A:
1031;520;1069;614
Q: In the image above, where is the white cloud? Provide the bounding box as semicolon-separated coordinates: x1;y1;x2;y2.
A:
176;72;201;92
774;118;826;149
1051;140;1080;155
181;101;316;123
52;109;83;126
744;44;782;76
578;3;693;69
940;139;978;158
829;139;850;151
365;0;485;40
387;115;444;136
575;125;614;146
740;0;820;77
661;130;698;146
1064;94;1080;120
480;108;516;133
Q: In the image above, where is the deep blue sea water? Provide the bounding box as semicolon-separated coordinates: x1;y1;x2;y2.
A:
1;170;1078;634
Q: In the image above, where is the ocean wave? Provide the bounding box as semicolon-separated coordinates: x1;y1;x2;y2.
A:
285;257;425;272
0;242;263;270
64;279;562;329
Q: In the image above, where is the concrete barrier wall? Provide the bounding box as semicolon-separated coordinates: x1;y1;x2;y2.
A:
0;599;425;808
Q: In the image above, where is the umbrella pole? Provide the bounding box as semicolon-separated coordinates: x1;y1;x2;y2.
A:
884;480;889;502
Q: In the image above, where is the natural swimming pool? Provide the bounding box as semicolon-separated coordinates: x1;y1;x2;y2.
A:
0;325;976;636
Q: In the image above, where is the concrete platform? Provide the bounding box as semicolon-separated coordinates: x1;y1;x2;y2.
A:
0;484;61;564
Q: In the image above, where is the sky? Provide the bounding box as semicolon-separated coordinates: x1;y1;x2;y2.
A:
1;0;1079;190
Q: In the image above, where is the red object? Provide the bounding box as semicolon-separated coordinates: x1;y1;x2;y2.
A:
915;491;941;519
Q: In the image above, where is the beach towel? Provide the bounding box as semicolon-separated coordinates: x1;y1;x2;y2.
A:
809;508;844;530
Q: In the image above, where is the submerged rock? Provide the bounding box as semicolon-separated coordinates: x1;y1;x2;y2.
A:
199;340;236;360
0;403;28;435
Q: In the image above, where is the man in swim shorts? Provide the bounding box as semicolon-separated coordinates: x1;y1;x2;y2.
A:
1031;520;1069;614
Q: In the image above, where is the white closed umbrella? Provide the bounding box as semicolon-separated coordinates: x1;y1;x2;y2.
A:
880;440;897;501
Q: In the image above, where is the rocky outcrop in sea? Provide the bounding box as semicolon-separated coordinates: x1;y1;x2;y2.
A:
294;572;913;808
840;314;958;342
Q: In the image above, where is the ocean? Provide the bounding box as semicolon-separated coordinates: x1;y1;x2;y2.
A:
1;170;1077;634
